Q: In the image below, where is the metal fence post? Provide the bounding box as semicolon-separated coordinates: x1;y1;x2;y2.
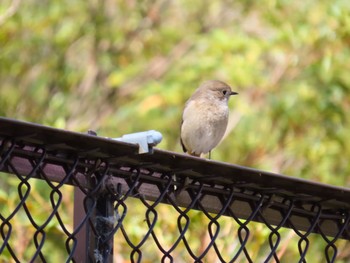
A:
73;186;115;263
88;190;115;263
73;187;88;263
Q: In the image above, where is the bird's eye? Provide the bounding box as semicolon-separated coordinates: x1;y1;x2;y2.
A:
222;90;227;95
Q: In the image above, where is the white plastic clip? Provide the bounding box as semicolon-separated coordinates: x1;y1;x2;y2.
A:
114;130;162;154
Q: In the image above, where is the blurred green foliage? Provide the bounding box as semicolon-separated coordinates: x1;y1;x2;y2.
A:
1;0;350;261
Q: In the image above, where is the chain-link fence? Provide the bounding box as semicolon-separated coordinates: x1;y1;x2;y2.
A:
0;117;349;262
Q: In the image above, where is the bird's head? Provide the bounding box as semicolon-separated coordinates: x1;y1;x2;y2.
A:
200;80;238;102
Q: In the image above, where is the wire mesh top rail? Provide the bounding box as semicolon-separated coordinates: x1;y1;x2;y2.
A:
1;117;349;240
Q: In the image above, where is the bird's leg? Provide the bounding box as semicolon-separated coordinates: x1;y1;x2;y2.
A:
208;151;211;159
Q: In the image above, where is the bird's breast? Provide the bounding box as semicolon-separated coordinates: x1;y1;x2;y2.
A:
181;99;229;155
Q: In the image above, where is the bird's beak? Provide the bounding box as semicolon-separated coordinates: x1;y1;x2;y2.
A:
230;91;238;96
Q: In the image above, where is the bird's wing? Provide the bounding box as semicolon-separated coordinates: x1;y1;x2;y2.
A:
180;136;187;152
180;119;188;152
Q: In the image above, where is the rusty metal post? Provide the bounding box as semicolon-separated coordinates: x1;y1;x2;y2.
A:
73;187;88;263
73;185;114;263
87;191;115;263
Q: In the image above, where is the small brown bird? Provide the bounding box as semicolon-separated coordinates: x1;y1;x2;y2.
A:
180;80;238;157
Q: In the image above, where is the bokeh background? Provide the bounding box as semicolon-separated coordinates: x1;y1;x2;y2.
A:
1;0;349;262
